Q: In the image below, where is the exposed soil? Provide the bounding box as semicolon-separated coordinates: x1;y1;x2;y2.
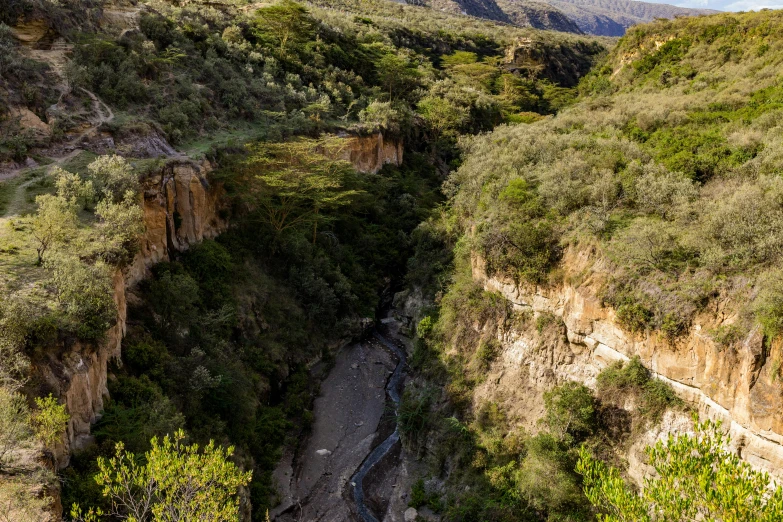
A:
272;314;412;522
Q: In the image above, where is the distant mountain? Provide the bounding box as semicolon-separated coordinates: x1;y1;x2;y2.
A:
543;0;718;35
411;0;717;36
422;0;584;33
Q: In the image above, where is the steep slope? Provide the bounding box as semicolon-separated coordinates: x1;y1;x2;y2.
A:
425;0;585;33
407;0;716;36
0;0;605;520
396;9;783;518
546;0;717;35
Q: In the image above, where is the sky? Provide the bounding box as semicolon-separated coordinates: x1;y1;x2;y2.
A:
667;0;783;11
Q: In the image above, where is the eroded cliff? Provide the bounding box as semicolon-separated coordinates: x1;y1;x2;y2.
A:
329;133;404;174
470;248;783;480
40;159;226;467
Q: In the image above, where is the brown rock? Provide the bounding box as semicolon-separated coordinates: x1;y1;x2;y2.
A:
472;246;783;479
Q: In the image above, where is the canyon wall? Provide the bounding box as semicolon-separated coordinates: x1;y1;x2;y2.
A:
45;131;394;469
40;159;226;467
330;133;404;174
469;248;783;480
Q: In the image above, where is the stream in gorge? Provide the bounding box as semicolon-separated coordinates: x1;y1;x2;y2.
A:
272;309;412;522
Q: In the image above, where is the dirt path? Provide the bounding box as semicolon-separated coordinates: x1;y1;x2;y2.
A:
1;148;84;218
1;22;115;184
272;338;398;522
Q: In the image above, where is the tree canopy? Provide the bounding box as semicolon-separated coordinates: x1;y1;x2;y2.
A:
72;430;251;522
577;419;783;521
241;139;361;242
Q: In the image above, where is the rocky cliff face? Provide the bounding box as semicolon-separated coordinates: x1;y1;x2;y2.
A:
40;159;226;467
331;133;403;174
470;248;783;480
504;38;604;87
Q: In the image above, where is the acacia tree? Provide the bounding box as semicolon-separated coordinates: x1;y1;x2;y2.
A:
243;140;361;243
31;194;78;265
577;419;783;521
253;0;314;57
71;430;251;522
376;51;421;101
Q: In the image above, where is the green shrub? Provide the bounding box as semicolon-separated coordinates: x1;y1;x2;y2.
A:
417;315;434;338
535;311;559;333
632;38;690;75
399;389;432;440
516;433;590;518
709;324;744;350
0;389;31;470
31;394;69;454
478;218;561;284
124;336;169;374
410;478;428;508
87;155;139;203
597;357;682;423
181;240;234;306
753;270;783;340
475;338;499;369
616;302;653;333
46;254;117;340
578;419;783;521
543;382;596;443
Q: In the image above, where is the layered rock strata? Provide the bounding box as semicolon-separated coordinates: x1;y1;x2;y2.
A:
470;249;783;479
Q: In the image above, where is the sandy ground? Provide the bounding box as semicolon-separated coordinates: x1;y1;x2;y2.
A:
272;340;397;522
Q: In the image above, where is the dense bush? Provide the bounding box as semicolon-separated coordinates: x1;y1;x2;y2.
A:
48;0;602;151
443;11;783;342
596;357;682;424
578;419;783;521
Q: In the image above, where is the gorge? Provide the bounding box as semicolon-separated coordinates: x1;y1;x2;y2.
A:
3;1;783;521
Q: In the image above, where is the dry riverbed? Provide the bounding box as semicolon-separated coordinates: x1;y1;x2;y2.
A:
272;316;420;522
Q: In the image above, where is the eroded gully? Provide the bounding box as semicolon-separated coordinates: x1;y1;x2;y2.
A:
271;314;409;522
351;329;406;522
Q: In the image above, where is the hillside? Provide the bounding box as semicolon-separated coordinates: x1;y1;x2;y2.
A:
410;0;716;36
0;0;604;520
3;1;783;521
398;9;783;519
546;0;718;35
423;0;585;33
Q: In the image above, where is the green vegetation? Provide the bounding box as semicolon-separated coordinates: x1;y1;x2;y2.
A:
37;0;597;153
0;153;145;518
382;11;783;522
31;394;69;455
397;242;686;520
10;2;783;522
446;11;783;343
596;357;682;425
578;419;783;521
71;430;251;522
0;1;596;515
0;387;65;519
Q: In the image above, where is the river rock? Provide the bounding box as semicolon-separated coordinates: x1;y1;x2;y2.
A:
404;507;418;522
316;449;332;456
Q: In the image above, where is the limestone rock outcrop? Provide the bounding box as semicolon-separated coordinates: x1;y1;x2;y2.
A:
330;133;403;174
42;159;226;467
470;249;783;479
